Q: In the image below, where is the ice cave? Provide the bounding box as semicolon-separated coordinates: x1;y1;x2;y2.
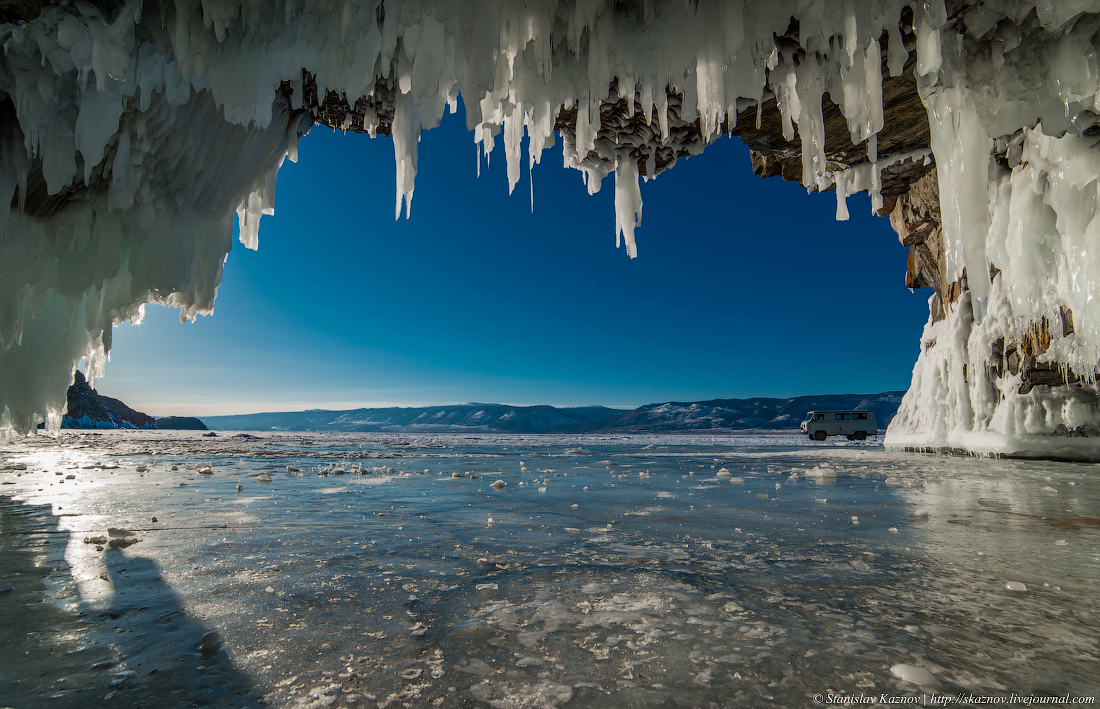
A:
1;0;1099;459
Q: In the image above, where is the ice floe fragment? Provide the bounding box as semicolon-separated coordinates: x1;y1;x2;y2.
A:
890;663;939;686
200;631;222;652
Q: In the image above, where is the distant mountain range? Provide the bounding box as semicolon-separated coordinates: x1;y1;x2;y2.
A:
199;392;906;434
200;404;620;434
555;392;906;433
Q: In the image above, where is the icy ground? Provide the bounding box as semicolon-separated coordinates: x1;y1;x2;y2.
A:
1;431;1097;708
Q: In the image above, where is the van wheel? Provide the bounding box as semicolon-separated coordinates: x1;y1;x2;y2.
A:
854;431;867;441
813;431;827;441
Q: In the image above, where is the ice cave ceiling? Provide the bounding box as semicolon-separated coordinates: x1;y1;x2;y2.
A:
2;0;1100;459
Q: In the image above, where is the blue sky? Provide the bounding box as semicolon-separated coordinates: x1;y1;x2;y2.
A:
105;105;930;416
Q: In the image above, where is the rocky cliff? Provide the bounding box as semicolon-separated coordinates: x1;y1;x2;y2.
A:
61;371;155;429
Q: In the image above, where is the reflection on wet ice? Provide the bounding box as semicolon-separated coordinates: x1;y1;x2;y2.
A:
0;430;1097;707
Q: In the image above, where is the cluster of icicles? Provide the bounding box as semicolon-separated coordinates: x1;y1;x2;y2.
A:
1;0;1100;454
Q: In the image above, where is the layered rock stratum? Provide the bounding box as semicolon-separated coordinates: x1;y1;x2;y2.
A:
1;0;1098;458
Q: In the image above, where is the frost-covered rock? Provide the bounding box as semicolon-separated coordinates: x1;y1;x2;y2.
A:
54;370;154;429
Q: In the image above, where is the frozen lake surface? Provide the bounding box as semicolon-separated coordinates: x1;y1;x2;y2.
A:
1;431;1097;708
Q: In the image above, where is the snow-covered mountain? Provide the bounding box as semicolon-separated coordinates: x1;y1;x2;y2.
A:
557;393;906;433
199;393;905;433
201;405;622;433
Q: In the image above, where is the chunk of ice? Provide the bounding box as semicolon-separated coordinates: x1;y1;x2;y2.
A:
890;664;939;686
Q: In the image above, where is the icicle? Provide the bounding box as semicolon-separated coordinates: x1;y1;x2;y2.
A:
392;91;418;220
794;59;827;191
504;106;524;195
836;170;851;221
614;155;642;259
887;22;908;77
925;84;992;307
658;90;670;142
576;99;597;158
75;88;124;185
287;124;301;163
868;135;882;213
914;0;947;77
843;0;859;68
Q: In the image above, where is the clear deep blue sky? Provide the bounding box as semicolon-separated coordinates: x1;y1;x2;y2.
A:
105;104;930;416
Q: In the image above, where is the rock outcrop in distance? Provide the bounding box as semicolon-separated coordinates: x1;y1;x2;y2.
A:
199;394;903;434
155;416;209;431
60;371;155;429
51;372;208;430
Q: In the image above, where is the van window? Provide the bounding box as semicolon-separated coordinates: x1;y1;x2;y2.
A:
814;413;825;421
835;414;842;420
854;413;867;420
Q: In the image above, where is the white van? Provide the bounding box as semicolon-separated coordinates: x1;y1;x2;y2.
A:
800;411;877;441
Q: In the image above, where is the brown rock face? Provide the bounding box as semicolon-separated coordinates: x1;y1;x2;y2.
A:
890;170;940;249
98;394;156;428
891;171;945;299
298;71;395;138
738;48;933;207
0;0;47;24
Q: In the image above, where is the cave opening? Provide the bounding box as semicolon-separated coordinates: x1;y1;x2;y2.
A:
2;0;1099;457
101;101;928;418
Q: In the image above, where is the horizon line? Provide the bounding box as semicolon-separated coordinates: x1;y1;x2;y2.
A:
154;390;906;420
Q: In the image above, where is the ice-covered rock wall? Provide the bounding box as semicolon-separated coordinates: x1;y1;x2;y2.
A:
884;6;1100;459
1;0;1099;457
0;0;308;433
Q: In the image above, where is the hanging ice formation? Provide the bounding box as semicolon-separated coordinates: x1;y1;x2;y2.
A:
1;1;1099;457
